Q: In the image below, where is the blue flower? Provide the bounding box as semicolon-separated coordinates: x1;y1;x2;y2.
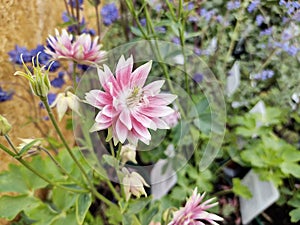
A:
252;70;274;80
255;15;264;26
101;3;119;26
171;37;180;45
30;45;61;72
0;87;13;102
39;93;57;108
260;27;272;36
193;73;204;83
8;45;32;64
51;72;65;88
200;9;215;21
155;26;166;33
227;1;241;11
247;0;260;13
140;18;146;27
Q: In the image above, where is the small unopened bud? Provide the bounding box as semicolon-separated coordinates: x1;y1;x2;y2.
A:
0;115;11;136
120;144;137;164
14;53;51;98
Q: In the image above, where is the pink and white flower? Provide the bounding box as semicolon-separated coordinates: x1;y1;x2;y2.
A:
85;55;177;145
168;188;223;225
45;29;106;65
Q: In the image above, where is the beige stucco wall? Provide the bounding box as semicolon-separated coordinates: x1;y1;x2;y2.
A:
0;0;65;224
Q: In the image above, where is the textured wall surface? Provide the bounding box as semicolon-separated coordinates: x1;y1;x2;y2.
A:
0;0;64;224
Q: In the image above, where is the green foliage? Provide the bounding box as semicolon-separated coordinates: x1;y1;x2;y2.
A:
232;178;252;199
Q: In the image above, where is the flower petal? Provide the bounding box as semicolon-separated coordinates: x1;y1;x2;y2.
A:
130;60;152;88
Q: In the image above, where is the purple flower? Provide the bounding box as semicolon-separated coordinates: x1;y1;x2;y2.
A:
51;72;65;88
260;27;272;36
155;26;166;33
140;18;146;27
0;87;13;102
227;1;241;11
256;15;264;26
200;9;215;21
101;3;119;26
247;0;260;13
185;2;194;11
193;73;204;83
31;45;61;72
252;70;274;80
8;45;32;64
171;37;180;45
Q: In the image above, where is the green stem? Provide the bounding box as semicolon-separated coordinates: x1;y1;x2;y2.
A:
38;146;87;189
214;189;233;197
91;187;114;207
0;143;87;193
72;62;78;90
41;98;113;204
41;97;91;185
256;49;277;72
4;135;18;154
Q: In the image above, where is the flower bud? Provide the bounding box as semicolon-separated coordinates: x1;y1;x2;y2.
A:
14;53;51;98
120;144;137;164
122;167;149;201
0;115;11;136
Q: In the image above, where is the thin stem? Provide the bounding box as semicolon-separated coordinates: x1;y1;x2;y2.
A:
109;140;115;157
76;0;81;34
91;187;114;207
38;146;87;189
106;179;121;201
41;97;91;186
0;143;87;193
64;0;71;17
214;189;233;197
73;62;78;90
95;4;101;38
4;135;18;154
256;49;277;72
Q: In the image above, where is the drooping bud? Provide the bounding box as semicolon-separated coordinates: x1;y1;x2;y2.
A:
14;53;51;98
122;167;149;201
120;144;137;164
0;115;11;136
50;90;81;121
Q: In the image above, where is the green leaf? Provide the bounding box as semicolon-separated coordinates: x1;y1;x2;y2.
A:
280;162;300;178
141;206;159;225
52;187;77;211
130;26;143;37
126;197;152;214
106;204;122;225
289;208;300;223
76;193;92;225
0;163;48;194
232;178;252;199
102;154;119;167
0;195;39;220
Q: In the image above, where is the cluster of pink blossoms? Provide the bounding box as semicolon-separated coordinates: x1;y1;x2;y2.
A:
85;55;177;145
45;29;106;65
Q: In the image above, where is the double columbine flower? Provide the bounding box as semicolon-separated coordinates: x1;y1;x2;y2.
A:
85;55;177;145
45;29;106;65
168;188;223;225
